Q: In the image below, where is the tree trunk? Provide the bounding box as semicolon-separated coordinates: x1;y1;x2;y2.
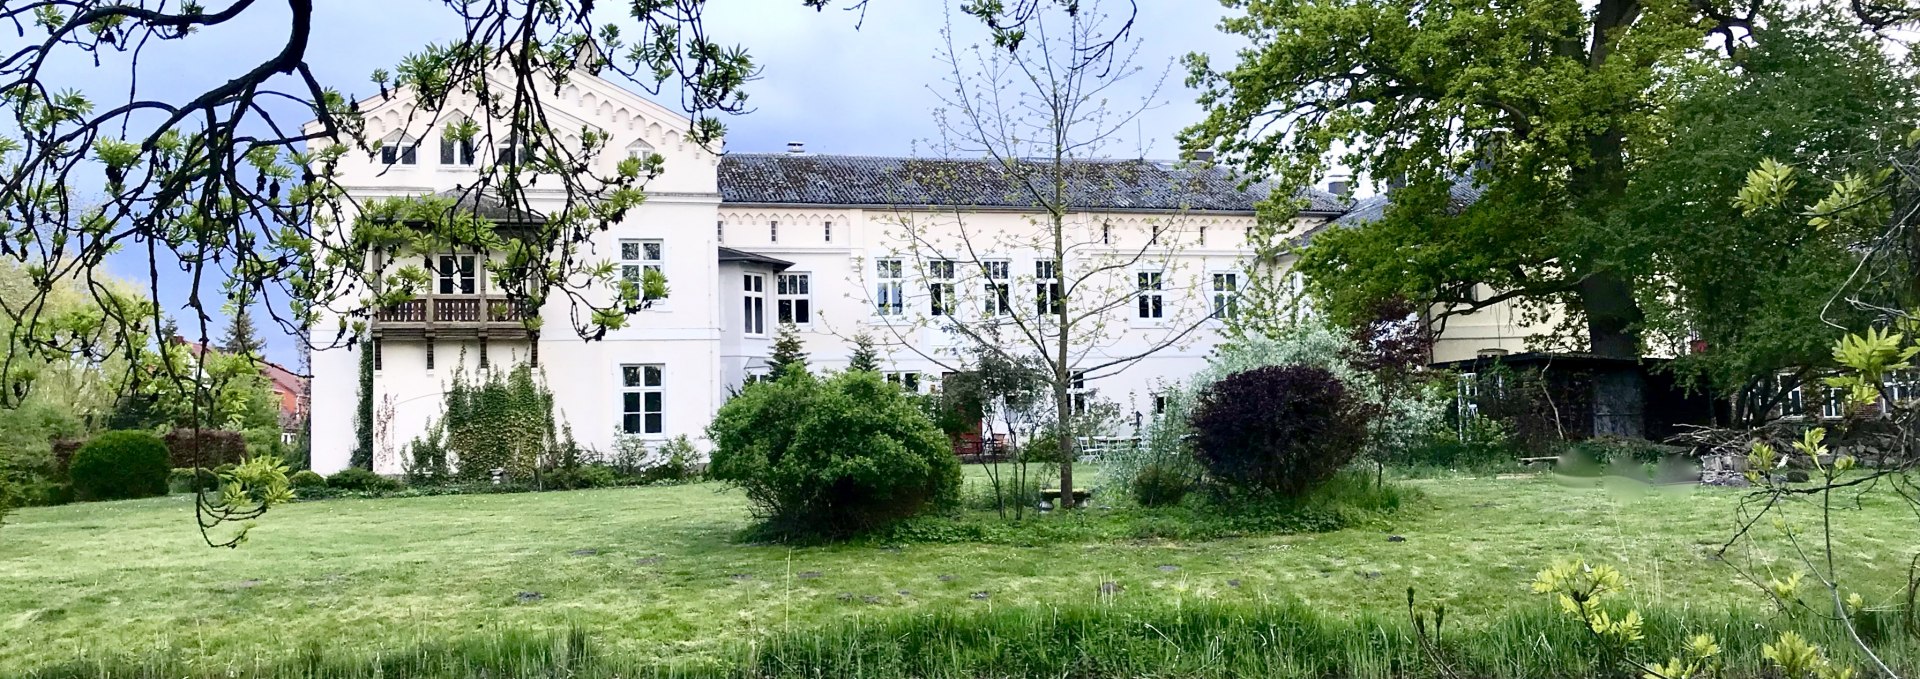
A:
1577;271;1645;439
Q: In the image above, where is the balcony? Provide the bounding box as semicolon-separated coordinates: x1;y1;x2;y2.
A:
371;294;537;339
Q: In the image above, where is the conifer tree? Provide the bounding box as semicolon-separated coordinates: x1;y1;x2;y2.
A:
847;331;881;373
219;305;264;357
765;323;809;377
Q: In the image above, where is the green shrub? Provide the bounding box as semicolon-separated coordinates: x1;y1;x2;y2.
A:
68;430;171;501
1189;364;1370;497
641;435;701;484
544;464;620;490
327;467;400;493
287;470;327;491
708;369;961;538
1130;462;1193;507
167;467;219;493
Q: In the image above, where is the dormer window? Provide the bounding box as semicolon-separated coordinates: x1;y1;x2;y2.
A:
379;134;418;165
440;115;477;166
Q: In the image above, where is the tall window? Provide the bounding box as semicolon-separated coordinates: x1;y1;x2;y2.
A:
1135;271;1164;319
620;239;665;301
777;272;811;325
928;260;957;316
885;371;922;393
621;364;664;435
874;258;905;316
1035;260;1062;316
436;254;477;294
440;133;476;165
1069;371;1090;414
425;342;435;372
742;273;766;335
1211;272;1240;318
380;135;417;165
716;220;724;244
1101;223;1112;244
372;339;383;371
1198;226;1207;246
824;221;833;243
770;220;779;243
982;260;1011;315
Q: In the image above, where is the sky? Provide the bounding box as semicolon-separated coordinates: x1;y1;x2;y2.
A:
68;0;1254;369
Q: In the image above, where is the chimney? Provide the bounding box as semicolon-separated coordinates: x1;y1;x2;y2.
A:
786;141;806;155
1326;174;1352;199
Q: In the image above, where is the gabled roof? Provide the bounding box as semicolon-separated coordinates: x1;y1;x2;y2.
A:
716;154;1350;215
716;247;794;271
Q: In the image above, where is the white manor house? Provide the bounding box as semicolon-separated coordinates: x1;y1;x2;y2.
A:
307;73;1545;475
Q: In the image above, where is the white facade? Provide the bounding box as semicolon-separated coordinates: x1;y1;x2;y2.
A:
306;73;1537;475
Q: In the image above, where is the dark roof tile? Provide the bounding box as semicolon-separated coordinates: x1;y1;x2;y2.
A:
716;154;1349;214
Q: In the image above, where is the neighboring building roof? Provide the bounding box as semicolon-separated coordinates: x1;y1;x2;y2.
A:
431;188;544;223
716;154;1350;215
716;247;794;271
176;337;309;419
1293;177;1486;246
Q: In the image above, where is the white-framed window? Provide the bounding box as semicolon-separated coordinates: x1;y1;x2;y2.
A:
885;371;922;393
440;132;476;165
1035;259;1062;316
1889;370;1920;404
620;364;665;435
982;260;1011;315
372;339;383;372
496;135;525;165
1152;394;1167;415
928;260;957;316
825;220;834;243
620;239;665;301
777;272;812;325
1069;371;1090;414
874;258;905;316
1823;387;1846;419
770;220;779;243
380;134;418;165
435;254;477;295
1101;223;1112;245
1211;271;1240;319
717;220;725;244
1198;226;1207;246
1135;271;1164;319
1779;374;1805;416
742;273;766;335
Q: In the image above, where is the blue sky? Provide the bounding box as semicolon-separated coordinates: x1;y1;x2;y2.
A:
77;0;1245;368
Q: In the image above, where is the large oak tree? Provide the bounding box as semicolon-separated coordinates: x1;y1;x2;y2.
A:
1183;0;1917;435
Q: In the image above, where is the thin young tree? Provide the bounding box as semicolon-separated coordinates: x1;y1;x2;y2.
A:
858;0;1230;505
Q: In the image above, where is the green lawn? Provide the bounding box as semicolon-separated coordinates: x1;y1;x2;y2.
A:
2;468;1916;676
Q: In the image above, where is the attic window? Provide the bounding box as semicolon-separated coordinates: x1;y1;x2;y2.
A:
380;134;418;165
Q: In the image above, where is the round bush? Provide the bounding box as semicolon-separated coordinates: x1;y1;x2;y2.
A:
708;369;961;537
69;430;171;501
288;470;327;491
326;467;400;493
1188;364;1370;497
1130;462;1193;507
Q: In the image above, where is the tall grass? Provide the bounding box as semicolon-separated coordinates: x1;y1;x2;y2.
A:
30;599;1919;678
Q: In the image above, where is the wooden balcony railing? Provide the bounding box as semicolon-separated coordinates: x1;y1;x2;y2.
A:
372;295;535;336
